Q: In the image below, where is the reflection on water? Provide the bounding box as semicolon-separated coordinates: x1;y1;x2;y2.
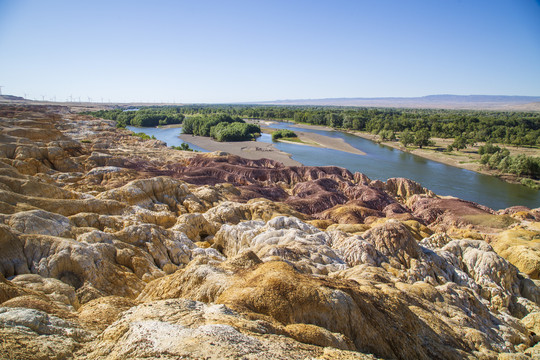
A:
128;124;539;210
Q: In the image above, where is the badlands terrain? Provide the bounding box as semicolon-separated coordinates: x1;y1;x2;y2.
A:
1;104;540;359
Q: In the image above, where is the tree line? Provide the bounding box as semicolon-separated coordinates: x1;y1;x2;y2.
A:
87;105;540;147
86;105;540;181
143;105;540;147
85;108;184;127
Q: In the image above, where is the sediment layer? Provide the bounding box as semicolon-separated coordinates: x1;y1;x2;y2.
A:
0;104;539;359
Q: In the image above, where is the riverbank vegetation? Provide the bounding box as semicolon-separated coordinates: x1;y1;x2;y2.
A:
87;105;540;185
478;144;540;179
165;105;540;147
271;129;297;141
88;105;540;147
85;108;184;127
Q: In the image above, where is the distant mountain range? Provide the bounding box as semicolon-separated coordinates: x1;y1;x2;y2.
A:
2;94;540;111
256;95;540;111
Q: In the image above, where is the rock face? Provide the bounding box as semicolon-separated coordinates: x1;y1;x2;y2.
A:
0;104;539;359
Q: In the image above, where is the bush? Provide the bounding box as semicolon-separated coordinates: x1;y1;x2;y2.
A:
521;178;540;190
171;143;197;152
480;149;540;179
478;143;501;155
212;122;261;142
132;132;156;140
272;129;297;141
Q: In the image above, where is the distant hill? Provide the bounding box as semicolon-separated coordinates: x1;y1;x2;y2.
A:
257;95;540;111
0;94;25;101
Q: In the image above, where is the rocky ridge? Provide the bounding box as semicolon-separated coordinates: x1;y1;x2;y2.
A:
0;104;540;359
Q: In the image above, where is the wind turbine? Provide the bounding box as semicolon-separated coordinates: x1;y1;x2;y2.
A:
0;86;3;95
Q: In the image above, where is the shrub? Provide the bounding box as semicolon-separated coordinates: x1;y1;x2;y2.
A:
478;143;501;155
172;143;197;152
272;129;297;141
132;132;156;140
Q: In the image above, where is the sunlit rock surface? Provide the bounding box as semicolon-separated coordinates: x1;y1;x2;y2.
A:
0;104;539;359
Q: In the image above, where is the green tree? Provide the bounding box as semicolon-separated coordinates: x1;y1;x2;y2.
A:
451;136;468;150
380;130;396;141
414;129;432;149
400;130;414;147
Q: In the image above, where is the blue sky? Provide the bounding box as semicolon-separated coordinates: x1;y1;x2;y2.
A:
1;0;539;103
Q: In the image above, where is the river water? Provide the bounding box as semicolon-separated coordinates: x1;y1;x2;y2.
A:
127;126;206;152
127;124;540;210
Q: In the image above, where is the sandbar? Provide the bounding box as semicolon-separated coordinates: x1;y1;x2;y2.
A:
179;133;301;166
249;120;366;155
277;129;366;155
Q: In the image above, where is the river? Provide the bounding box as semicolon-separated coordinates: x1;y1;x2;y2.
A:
127;126;207;152
127;124;540;210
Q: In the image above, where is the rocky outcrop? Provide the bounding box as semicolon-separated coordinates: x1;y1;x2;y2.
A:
213;216;347;274
82;298;376;360
1;104;539;359
0;306;91;359
385;177;435;201
491;228;540;279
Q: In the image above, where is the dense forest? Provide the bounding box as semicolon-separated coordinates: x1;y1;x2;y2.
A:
86;105;540;180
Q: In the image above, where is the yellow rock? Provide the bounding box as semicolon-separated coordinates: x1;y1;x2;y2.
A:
492;228;540;279
307;219;334;230
401;220;433;240
326;223;371;234
78;296;137;332
447;227;485;240
284;323;355;351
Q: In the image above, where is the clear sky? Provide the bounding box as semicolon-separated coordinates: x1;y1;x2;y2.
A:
1;0;539;103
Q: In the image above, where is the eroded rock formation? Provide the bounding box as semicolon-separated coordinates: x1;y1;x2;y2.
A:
0;104;539;359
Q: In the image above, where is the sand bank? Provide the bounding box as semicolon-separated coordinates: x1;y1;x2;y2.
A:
286;130;366;155
255;121;365;155
179;134;301;166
